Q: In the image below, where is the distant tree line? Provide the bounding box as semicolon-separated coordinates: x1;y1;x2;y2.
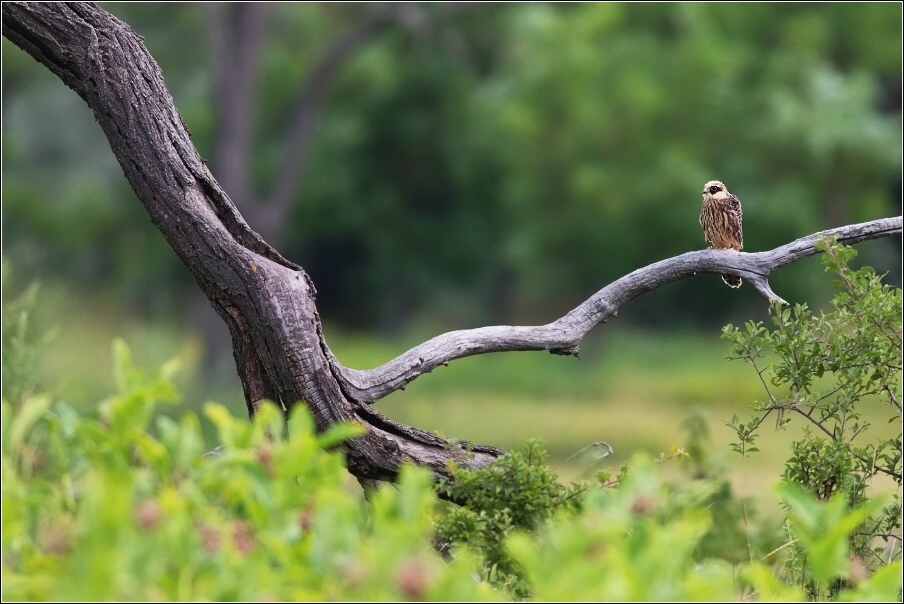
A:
3;3;900;331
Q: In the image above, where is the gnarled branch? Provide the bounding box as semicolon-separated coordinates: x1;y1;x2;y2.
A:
330;217;903;404
1;1;502;486
3;2;900;489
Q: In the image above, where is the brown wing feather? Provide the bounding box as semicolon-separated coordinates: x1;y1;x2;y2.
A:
726;193;743;251
700;193;744;288
699;202;716;248
700;196;742;251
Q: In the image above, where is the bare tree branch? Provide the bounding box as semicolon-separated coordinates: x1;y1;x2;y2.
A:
330;217;903;404
3;2;899;490
1;1;503;487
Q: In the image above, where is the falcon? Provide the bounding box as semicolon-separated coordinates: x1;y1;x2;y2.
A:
699;180;743;288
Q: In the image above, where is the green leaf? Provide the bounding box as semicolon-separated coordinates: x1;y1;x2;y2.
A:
6;394;51;454
111;338;142;395
777;482;886;586
837;561;903;602
316;421;365;449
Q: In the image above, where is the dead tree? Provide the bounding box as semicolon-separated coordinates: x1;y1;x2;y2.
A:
3;3;901;487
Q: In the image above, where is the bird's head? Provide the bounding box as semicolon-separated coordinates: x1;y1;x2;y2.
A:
702;180;729;200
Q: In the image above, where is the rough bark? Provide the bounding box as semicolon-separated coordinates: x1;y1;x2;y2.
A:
1;2;501;484
3;2;901;486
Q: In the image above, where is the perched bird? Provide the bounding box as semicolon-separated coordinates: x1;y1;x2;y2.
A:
699;180;743;288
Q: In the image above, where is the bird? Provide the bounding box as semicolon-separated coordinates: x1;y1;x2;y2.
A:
699;180;743;288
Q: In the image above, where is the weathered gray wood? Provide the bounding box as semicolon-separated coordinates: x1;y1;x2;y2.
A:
332;217;902;404
2;2;502;485
4;2;901;487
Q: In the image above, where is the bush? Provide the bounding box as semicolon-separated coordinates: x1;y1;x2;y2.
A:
1;340;496;601
724;238;902;598
3;240;901;601
435;439;584;598
3;341;901;600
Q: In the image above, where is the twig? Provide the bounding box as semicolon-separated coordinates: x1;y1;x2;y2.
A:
790;407;902;480
885;386;901;411
757;538;799;564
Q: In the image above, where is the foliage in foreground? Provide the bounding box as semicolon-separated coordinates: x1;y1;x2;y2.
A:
1;262;48;405
435;439;584;598
2;341;493;601
724;238;902;598
2;239;901;601
2;339;901;601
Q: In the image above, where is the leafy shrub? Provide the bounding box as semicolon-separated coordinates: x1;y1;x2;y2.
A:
438;448;901;601
724;238;902;597
3;239;901;601
2;340;496;601
508;456;738;601
6;340;900;602
435;439;584;598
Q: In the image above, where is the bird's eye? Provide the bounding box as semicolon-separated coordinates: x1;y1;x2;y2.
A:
709;186;720;193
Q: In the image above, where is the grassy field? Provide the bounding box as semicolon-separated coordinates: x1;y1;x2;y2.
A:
24;283;901;514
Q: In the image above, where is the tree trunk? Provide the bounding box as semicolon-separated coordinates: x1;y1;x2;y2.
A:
3;2;901;488
1;2;503;485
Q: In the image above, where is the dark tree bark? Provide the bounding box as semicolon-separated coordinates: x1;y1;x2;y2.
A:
3;2;901;487
1;2;502;484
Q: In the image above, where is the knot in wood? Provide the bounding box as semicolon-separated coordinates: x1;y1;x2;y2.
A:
549;345;580;357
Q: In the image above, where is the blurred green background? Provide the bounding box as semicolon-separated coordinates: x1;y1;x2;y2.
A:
2;4;901;504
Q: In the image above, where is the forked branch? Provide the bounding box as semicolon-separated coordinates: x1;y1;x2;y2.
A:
3;1;900;486
330;217;903;404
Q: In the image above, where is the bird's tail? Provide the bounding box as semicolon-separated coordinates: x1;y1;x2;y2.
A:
721;274;742;288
